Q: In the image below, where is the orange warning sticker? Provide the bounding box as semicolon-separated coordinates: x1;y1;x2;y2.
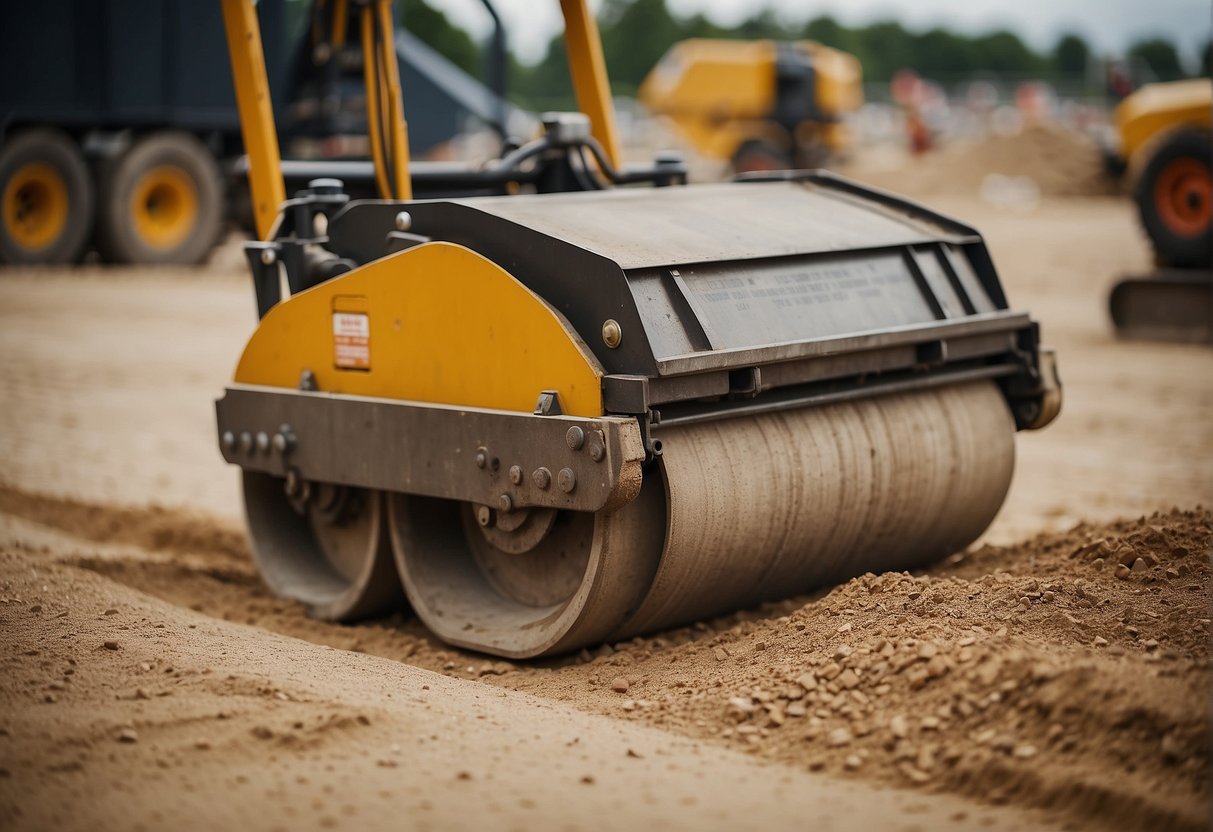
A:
333;312;370;370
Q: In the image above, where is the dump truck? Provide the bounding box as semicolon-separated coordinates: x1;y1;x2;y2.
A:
1105;79;1212;342
214;0;1060;658
0;0;524;266
638;39;863;173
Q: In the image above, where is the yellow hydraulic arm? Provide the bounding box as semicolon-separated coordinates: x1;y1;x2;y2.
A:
560;0;622;170
221;0;623;234
220;0;286;240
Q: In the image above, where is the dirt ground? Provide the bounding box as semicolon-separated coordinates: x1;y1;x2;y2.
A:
1;160;1211;830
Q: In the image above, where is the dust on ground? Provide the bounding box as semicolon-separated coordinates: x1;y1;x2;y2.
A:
1;488;1208;831
844;123;1122;199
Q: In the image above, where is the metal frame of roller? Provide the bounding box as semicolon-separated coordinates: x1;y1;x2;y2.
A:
215;0;1060;658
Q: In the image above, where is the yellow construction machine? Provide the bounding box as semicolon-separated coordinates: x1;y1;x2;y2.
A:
1106;79;1212;342
216;0;1060;658
638;39;863;172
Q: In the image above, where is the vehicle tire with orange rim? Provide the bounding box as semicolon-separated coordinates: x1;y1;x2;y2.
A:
730;139;794;175
1134;129;1212;269
0;128;94;264
97;131;223;265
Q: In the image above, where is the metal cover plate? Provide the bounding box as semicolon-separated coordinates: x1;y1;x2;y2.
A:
450;181;966;270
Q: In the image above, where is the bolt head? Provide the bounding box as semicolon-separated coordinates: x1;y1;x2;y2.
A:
509;465;523;485
260;247;276;266
239;432;254;454
395;211;412;231
532;467;552;490
498;493;513;512
221;431;236;451
589;442;605;463
255;432;270;453
557;467;576;493
475;451;487;469
602;319;622;349
476;505;492;527
566;425;585;450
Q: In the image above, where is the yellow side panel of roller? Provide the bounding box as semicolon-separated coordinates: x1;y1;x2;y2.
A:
233;242;605;416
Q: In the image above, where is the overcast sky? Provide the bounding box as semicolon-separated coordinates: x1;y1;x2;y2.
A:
435;0;1212;66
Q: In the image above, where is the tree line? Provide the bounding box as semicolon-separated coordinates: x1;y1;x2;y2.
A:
401;0;1210;109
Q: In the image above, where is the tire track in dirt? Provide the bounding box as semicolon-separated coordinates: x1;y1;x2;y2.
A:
1;483;1208;831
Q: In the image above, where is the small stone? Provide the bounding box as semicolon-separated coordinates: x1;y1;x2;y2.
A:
726;697;755;722
456;771;472;780
102;641;120;651
1013;744;1038;759
580;775;595;784
827;727;853;747
1115;564;1131;580
1164;568;1180;580
104;608;118;616
819;663;842;681
117;729;138;744
836;669;860;690
834;645;853;661
925;656;950;679
621;699;636;712
713;647;729;661
251;725;274;740
786;701;807;718
1161;733;1184;762
194;741;211;750
917;642;939;659
1092;636;1108;647
921;716;941;731
610;677;630;694
889;714;909;739
844;754;863;770
1130;557;1149;574
796;672;818;691
906;666;930;690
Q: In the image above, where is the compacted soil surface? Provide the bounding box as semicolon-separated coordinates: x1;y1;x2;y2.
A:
1;165;1210;830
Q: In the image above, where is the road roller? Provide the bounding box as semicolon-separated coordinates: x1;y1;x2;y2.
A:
214;0;1061;658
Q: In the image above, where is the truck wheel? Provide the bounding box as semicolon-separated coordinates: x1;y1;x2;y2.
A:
0;128;94;264
731;139;793;175
97;132;223;265
1135;129;1212;269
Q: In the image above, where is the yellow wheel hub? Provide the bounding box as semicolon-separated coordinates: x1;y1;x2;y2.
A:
130;166;198;250
3;162;69;251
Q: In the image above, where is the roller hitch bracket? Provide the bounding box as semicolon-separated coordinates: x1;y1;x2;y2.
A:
216;385;645;513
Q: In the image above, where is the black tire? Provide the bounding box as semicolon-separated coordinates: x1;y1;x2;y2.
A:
0;127;94;264
96;131;223;265
730;139;794;175
1134;129;1212;269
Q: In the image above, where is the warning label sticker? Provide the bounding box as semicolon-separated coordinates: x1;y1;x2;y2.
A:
333;312;370;370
